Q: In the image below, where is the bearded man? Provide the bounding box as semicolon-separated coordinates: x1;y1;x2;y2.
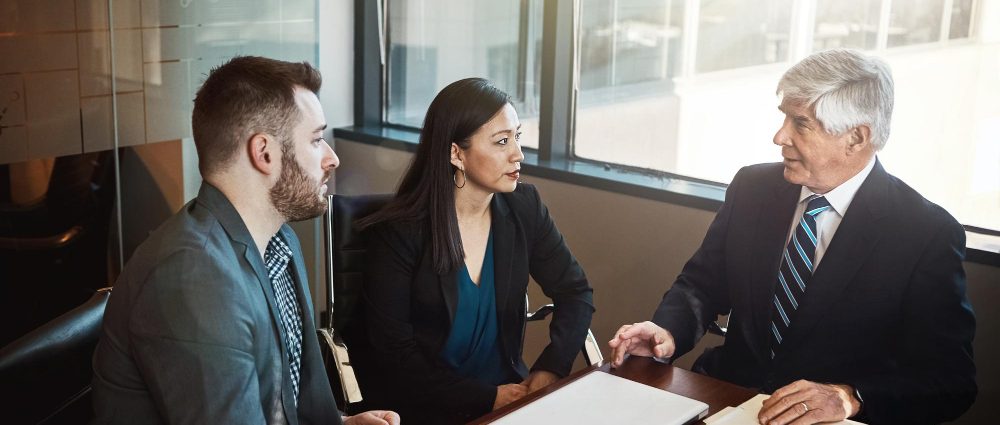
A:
92;56;399;425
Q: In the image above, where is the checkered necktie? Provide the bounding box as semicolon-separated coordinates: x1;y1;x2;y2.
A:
769;196;831;358
264;235;303;404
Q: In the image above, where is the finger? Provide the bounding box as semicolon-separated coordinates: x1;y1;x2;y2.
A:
609;324;635;347
611;340;627;367
763;380;809;410
652;332;674;358
765;399;811;425
618;322;650;340
768;380;806;402
608;325;632;343
786;407;825;425
760;392;810;424
387;412;401;425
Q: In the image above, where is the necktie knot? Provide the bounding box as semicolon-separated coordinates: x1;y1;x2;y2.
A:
805;196;831;217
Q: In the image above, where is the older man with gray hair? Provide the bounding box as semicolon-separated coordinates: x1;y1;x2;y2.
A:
609;48;976;424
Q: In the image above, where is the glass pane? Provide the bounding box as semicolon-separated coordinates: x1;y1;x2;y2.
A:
572;1;1000;232
0;0;119;344
949;0;974;39
696;0;793;73
887;0;944;47
813;0;881;51
119;0;319;263
385;0;542;149
575;0;683;170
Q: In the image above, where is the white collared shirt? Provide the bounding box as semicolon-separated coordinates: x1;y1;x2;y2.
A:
786;156;877;269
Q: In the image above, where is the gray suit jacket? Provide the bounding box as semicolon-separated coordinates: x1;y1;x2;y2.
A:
92;183;341;425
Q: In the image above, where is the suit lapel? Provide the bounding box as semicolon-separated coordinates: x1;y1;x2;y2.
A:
283;226;316;333
749;178;799;362
783;161;890;348
439;256;459;325
198;184;290;364
198;184;296;423
491;194;516;322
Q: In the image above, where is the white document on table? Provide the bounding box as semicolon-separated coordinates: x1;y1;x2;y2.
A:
703;394;866;425
490;371;709;424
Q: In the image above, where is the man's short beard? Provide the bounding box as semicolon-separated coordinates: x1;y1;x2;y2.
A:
269;141;328;222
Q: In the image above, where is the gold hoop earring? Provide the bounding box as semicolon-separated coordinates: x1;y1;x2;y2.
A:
453;169;467;188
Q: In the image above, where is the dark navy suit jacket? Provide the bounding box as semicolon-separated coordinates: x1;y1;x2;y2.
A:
653;160;976;425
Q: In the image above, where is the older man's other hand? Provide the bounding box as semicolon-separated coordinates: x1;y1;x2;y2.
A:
758;380;860;425
607;321;676;368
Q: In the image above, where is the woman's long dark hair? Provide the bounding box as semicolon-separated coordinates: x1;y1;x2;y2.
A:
358;78;512;274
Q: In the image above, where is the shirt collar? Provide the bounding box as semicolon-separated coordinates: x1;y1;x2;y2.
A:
798;155;877;217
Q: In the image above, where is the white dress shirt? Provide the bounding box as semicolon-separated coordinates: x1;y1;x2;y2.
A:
786;155;877;269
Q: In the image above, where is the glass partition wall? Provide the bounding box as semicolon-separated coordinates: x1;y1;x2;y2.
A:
0;0;319;345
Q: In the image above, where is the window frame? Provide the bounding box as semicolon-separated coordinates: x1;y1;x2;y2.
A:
337;0;998;266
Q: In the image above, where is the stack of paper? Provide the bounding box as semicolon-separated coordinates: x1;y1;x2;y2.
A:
704;394;865;425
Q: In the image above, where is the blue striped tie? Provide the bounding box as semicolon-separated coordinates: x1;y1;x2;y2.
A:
770;196;831;358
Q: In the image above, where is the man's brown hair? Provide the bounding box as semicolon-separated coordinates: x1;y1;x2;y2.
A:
192;56;322;176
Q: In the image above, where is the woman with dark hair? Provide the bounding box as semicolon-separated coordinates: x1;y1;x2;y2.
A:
360;78;594;423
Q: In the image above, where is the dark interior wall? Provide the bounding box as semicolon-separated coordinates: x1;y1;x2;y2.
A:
333;138;999;423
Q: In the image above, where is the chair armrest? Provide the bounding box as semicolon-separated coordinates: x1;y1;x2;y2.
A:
707;321;727;337
526;304;555;322
0;226;84;250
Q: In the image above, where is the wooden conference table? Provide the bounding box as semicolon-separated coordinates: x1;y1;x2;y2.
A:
469;356;757;424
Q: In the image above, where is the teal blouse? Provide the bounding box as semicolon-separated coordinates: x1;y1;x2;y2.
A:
440;231;510;385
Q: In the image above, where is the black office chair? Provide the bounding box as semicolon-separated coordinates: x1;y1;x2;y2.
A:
0;151;116;345
0;287;111;424
320;194;392;414
321;194;603;413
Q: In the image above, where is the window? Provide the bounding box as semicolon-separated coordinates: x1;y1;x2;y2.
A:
813;0;881;51
695;0;793;73
385;0;542;148
571;0;999;233
358;0;1000;236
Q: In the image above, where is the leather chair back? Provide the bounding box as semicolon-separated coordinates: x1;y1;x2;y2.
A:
0;288;111;424
327;194;391;414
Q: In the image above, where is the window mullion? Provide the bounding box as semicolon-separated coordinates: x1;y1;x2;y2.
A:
539;0;576;162
355;0;383;128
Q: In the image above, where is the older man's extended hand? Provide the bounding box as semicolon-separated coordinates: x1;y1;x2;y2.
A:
758;380;860;425
607;321;676;367
343;410;401;425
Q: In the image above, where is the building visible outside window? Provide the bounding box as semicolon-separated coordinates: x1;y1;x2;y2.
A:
385;0;542;148
383;0;999;233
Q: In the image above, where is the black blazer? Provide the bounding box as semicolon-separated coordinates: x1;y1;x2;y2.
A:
653;160;976;425
363;184;594;424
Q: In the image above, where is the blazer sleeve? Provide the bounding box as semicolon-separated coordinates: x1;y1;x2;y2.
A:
849;218;977;424
651;167;743;359
127;249;269;425
363;223;498;418
521;185;596;377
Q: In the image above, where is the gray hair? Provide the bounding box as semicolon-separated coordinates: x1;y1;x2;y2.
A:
777;48;894;150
